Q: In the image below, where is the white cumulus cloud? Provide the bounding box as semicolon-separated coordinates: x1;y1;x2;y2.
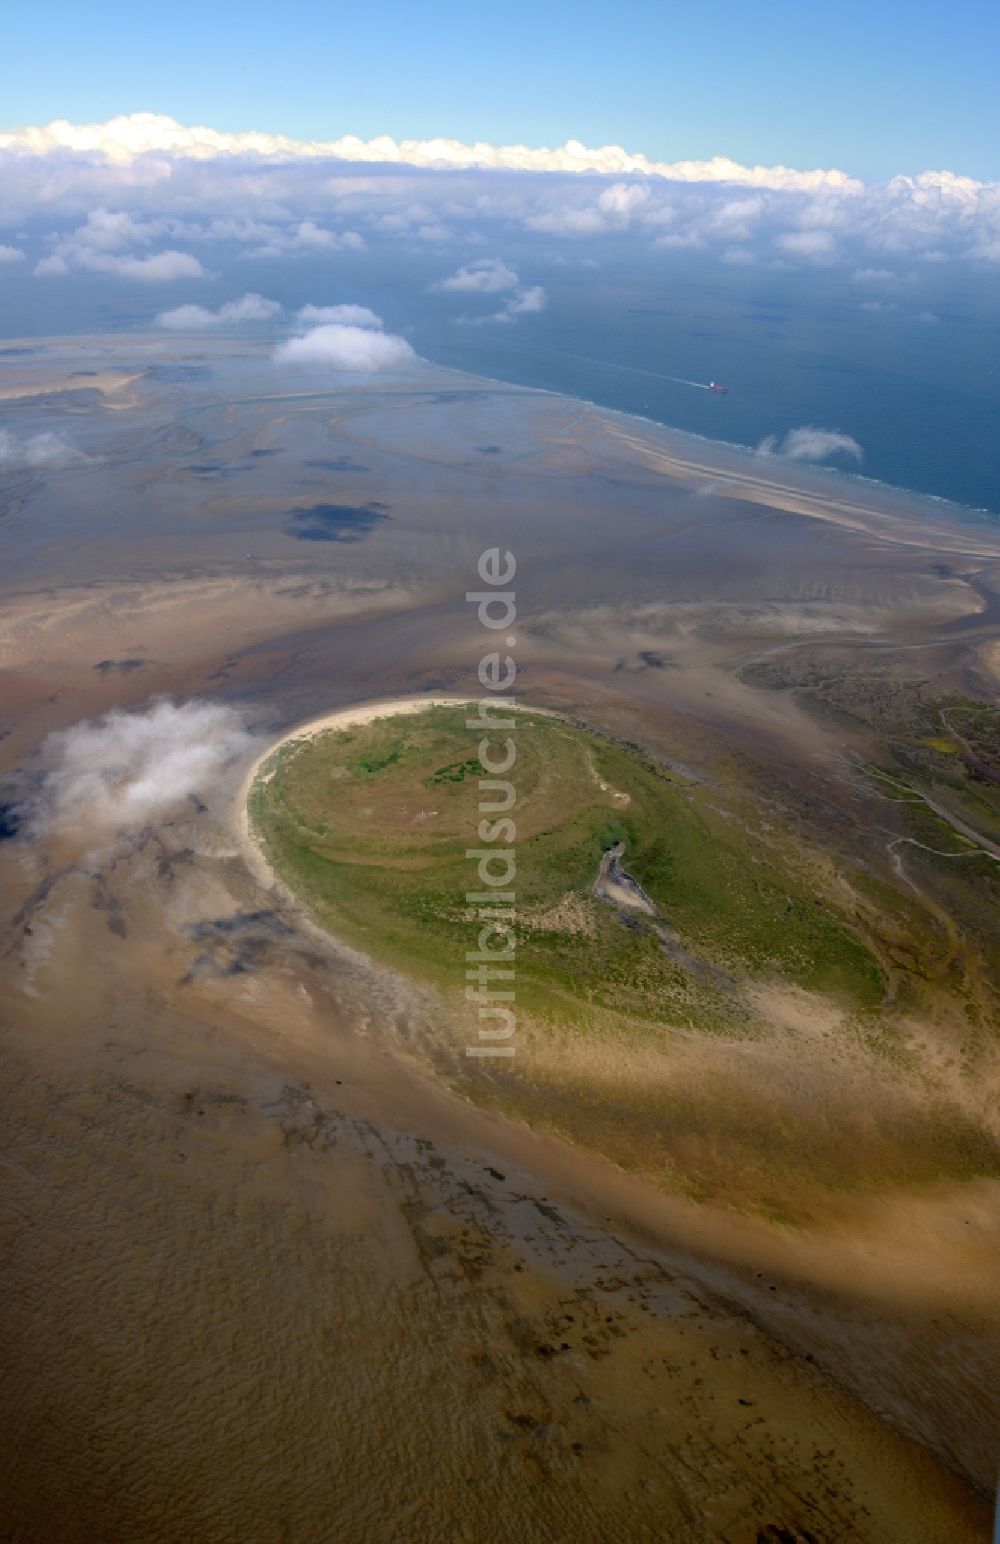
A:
598;181;652;217
36;244;207;281
435;258;546;322
529;180;658;235
0;429;91;470
435;257;520;293
245;220;365;258
273;323;416;370
154;292;281;328
107;249;208;280
27;698;258;840
775;230;838;264
0;243;25;264
69;207;151;251
31;207;211;281
758;427;863;462
497;284;547;320
296;302;383;328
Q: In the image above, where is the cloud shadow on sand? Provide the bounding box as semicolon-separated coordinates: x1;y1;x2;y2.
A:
283;501;390;542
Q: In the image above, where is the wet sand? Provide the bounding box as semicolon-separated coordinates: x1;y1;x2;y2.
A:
1;334;998;1540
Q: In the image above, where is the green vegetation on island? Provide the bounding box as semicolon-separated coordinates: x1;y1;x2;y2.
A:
250;704;885;1029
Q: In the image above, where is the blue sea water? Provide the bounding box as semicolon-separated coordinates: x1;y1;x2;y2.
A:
2;239;998;518
418;247;1000;521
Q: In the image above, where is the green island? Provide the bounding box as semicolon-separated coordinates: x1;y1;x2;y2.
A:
250;705;883;1017
249;703;1000;1215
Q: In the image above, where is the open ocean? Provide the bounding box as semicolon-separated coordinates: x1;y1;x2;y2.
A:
420;249;1000;521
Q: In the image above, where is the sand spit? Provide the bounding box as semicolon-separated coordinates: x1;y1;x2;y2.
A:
605;422;1000;559
0;370;141;403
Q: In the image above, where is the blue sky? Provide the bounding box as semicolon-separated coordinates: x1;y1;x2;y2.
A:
2;0;998;179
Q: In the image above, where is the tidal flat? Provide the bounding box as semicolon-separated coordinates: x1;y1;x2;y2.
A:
1;334;998;1541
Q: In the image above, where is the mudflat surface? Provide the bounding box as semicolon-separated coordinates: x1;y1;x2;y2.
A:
1;335;998;1540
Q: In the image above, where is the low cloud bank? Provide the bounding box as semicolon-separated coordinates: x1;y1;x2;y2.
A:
155;292;280;328
758;427;863;462
274;322;415;370
3;122;997;275
1;111;999;281
0;429;91;470
28;698;258;839
0;113;862;194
